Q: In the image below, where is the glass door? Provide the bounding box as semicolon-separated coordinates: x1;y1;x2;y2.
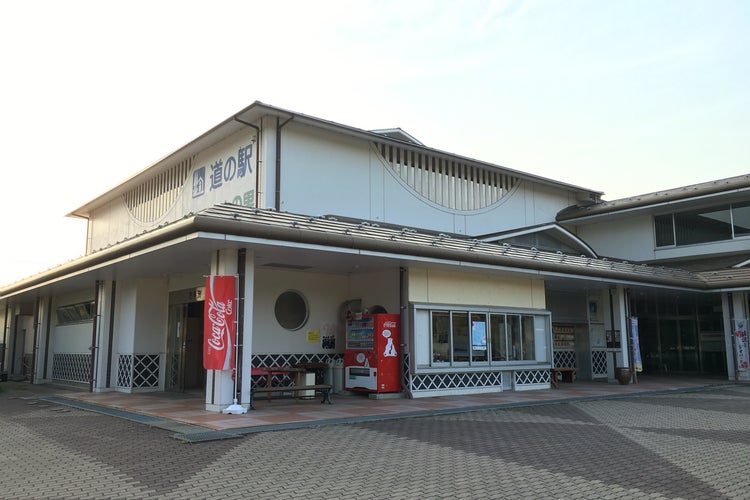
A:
166;304;187;392
679;319;699;371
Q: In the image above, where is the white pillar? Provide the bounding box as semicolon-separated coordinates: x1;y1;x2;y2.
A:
205;249;238;411
91;281;112;391
204;248;254;412
239;249;254;407
616;286;630;370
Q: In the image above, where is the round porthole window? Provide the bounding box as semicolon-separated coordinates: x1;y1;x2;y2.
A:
274;290;309;331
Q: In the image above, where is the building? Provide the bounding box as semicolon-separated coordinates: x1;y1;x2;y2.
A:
1;101;748;411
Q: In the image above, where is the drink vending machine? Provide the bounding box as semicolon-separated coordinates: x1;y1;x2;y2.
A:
344;313;401;393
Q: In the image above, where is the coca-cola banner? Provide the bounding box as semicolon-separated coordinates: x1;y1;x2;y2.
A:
203;275;237;370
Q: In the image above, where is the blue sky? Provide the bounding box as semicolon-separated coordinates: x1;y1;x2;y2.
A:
1;0;748;284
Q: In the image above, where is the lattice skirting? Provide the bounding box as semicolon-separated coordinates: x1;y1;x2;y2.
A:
409;370;504;393
250;353;342;388
592;349;608;376
402;354;552;396
514;369;551;391
117;353;161;390
554;350;577;368
403;353;506;397
52;353;91;383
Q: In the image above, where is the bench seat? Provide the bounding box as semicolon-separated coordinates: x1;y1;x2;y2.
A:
250;384;333;409
550;367;579;388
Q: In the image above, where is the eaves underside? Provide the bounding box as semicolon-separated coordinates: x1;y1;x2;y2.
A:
4;204;749;299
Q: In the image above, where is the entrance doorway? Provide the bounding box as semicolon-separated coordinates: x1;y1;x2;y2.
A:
632;293;726;376
166;298;205;392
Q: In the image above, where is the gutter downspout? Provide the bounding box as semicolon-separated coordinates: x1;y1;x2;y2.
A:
275;115;295;211
233;116;261;208
2;302;8;375
43;297;52;380
89;280;101;392
609;288;618;375
10;311;19;376
31;296;39;384
106;281;116;388
399;267;411;397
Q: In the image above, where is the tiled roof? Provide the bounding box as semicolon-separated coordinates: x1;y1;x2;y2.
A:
557;173;750;221
196;205;740;290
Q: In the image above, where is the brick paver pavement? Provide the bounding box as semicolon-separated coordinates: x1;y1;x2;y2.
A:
1;383;749;499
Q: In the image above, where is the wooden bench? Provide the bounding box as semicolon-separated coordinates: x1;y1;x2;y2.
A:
550;367;579;389
250;384;333;410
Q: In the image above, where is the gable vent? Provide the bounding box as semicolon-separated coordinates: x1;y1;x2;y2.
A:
123;157;193;223
374;142;518;211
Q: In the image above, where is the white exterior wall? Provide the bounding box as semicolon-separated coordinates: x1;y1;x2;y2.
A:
408;268;546;309
251;267;399;354
114;278;168;354
168;273;205;293
85;117;581;252
278;123;579;236
252;268;349;354
409;269;550;370
572;212;750;263
133;279;169;354
574;214;656;261
114;282;137;354
348;269;401;315
51;290;95;354
87;128;258;252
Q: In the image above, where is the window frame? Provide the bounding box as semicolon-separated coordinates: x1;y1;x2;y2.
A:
56;301;95;325
655;201;750;248
419;304;551;371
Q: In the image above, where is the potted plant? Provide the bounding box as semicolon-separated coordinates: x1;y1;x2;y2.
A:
615;367;632;385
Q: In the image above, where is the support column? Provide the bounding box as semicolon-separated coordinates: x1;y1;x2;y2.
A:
615;286;630;370
91;280;114;392
205;248;254;412
239;249;255;407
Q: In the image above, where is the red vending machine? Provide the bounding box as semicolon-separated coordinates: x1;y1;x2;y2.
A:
345;313;401;393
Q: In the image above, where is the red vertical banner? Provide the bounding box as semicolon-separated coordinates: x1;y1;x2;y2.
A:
203;275;237;370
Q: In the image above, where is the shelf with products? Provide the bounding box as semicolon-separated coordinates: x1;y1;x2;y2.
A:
552;323;576;350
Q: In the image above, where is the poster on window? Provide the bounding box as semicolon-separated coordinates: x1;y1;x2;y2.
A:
203;275;237;370
734;320;749;372
471;321;487;351
631;316;643;373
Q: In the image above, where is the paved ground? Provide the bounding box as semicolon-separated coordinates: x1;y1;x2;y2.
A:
1;382;749;499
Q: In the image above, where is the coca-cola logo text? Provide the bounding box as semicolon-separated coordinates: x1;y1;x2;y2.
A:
207;297;233;352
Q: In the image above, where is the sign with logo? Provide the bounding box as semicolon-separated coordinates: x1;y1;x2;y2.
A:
189;129;256;213
203;275;237;370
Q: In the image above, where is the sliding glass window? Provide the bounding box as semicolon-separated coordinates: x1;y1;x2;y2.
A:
655;202;750;247
429;309;546;367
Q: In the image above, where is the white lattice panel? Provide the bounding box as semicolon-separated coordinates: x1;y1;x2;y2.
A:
132;354;160;388
52;353;90;383
592;349;608;376
117;354;132;388
409;370;503;393
554;350;577;368
117;353;161;389
514;369;550;388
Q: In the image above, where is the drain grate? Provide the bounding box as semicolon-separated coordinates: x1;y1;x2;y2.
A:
172;430;242;443
40;396;163;423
